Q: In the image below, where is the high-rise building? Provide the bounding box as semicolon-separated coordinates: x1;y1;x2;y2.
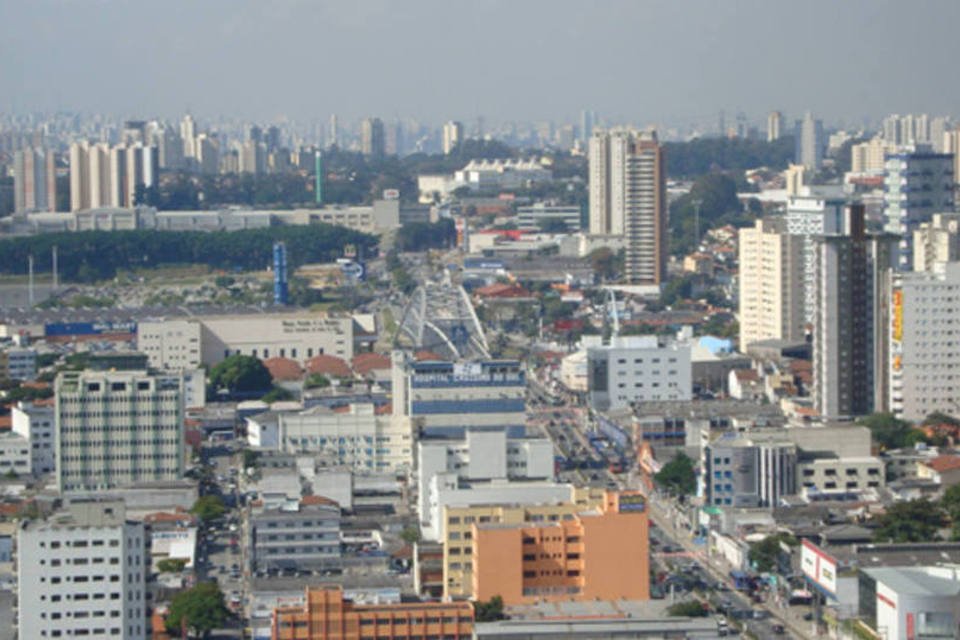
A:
55;369;184;493
882;149;955;270
943;127;960;186
442;120;463;155
240;140;266;174
850;138;896;174
124;143;158;207
785;192;847;324
196;133;220;175
180;114;196;159
385;120;403;156
328;114;339;147
588;129;667;284
69;141;90;212
912;213;960;272
737;217;805;350
158;125;184;170
794;112;824;170
813;204;897;419
18;499;147;640
890;262;960;421
882;113;939;147
580;109;595;143
767;111;783;142
87;142;111;209
108;144;127;208
13;147;55;212
361;117;385;158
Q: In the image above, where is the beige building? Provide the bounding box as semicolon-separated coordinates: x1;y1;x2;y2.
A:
441;487;607;600
737;217;805;350
945;127;960;185
913;213;960;273
851;137;896;174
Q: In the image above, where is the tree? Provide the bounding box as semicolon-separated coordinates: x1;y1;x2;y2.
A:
669;173;749;256
655;452;697;496
261;386;294;403
589;247;617;281
394;219;456;252
399;526;421;545
190;496;226;523
165;581;231;638
304;373;331;389
157;558;188;573
474;595;506;622
667;600;709;617
242;449;261;470
858;412;917;451
873;499;946;543
749;532;798;572
208;354;272;395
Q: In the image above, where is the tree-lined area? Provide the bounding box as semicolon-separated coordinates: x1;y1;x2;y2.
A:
0;224;377;282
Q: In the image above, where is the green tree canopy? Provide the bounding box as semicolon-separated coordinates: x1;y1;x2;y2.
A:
394;219;456;252
474;595;506;622
858;413;918;451
655;452;697;496
873;499;946;543
165;581;231;638
667;600;709;617
663;136;795;178
669;173;750;255
261;386;294;403
304;373;331;389
748;532;798;572
209;355;272;395
190;496;227;523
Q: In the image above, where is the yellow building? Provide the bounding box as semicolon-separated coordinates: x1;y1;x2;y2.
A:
442;486;606;600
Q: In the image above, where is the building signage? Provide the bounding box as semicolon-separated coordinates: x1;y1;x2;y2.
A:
801;539;838;598
893;289;903;342
618;493;646;513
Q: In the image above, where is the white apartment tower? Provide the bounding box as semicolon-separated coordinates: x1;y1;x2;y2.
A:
785;193;847;324
767;111;783;142
737;217;805;350
589;128;667;284
795;112;824;170
55;369;185;493
442;121;463;155
913;213;960;272
18;499;147;640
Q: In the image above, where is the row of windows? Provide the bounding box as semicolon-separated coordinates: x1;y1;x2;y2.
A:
42;539;119;549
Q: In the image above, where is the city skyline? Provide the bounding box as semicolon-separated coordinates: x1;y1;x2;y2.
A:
2;0;960;129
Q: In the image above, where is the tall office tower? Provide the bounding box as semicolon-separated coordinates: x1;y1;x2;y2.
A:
248;124;263;144
794;112;824;170
87;142;111;209
69;140;91;211
913;213;960;272
785;193;847;324
239;140;266;175
124;144;158;207
158;125;184;170
767;111;783;142
580;109;595;144
108;145;128;208
737;217;805;350
266;125;281;152
442;121;463;155
588;129;667;284
361;117;385;158
890;262;960;421
813;204;897;419
883;113;938;147
850;138;895;173
328;114;339;147
18;499;146;640
196;133;220;175
944;127;960;185
882;148;955;270
180;113;197;158
55;369;184;493
930;116;952;152
385;120;403;156
13;147;53;212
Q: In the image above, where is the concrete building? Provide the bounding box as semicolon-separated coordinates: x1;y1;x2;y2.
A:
11;400;55;475
784;190;847;324
883;149;955;270
859;566;960;640
588;129;667;285
850;137;895;174
249;498;341;572
471;491;649;605
703;434;797;508
441;488;607;600
56;369;184;493
272;586;473;640
0;432;30;476
737;217;805;350
516;203;582;232
392;354;526;437
417;428;554;533
795;112;824;170
361;117;385;158
246;403;414;473
69;140;158;210
18;499;147;640
442;121;463;155
913;213;960;272
585;335;691;411
767;111;782;142
813;205;897;419
0;346;36;381
138;312;356;369
13;147;55;212
889;262;960;420
797;456;884;496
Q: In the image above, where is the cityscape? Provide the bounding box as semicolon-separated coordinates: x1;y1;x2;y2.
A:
3;2;960;640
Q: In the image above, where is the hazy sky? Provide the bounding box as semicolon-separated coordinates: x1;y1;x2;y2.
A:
2;0;959;128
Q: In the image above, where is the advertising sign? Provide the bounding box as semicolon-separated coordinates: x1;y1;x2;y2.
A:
618;493;646;513
801;539;838;597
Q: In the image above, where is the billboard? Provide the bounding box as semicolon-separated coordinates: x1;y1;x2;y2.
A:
801;539;837;597
45;321;137;337
893;289;903;342
618;493;646;513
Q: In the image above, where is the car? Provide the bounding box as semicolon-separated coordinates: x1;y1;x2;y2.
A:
803;612;814;621
772;623;786;634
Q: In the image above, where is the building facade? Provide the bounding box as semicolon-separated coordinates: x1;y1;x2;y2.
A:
471;491;650;605
249;500;341;572
586;336;691;411
13;147;55;212
443;121;463;155
737;217;805;349
18;500;147;640
516;203;582;232
55;369;184;493
11;400;55;475
272;586;473;640
912;213;960;272
794;112;824;170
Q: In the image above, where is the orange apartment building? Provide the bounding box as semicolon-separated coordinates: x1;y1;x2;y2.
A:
471;491;649;605
272;586;474;640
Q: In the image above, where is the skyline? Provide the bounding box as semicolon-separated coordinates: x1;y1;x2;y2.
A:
2;0;960;130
